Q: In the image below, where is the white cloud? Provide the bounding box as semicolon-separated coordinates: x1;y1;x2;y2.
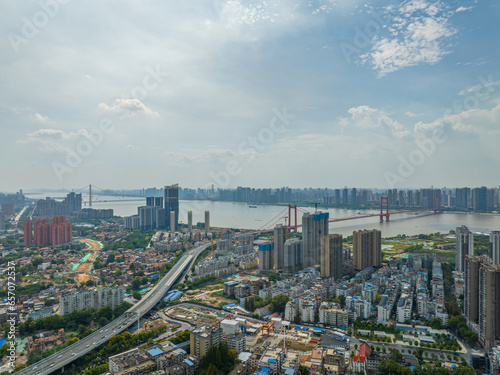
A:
20;128;88;154
456;6;473;13
362;0;456;76
340;105;411;138
413;102;500;137
98;98;159;116
405;111;423;117
35;113;49;122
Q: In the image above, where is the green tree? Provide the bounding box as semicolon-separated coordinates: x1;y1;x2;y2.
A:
106;253;115;264
207;364;218;375
132;291;142;301
299;365;309;375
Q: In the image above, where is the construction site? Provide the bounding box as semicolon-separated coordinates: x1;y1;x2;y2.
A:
71;238;103;283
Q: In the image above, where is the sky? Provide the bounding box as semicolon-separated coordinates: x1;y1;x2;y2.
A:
1;0;499;193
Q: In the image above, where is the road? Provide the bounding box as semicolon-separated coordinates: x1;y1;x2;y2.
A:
16;243;209;375
13;206;28;224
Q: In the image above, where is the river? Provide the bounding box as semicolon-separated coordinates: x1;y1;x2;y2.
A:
25;192;500;237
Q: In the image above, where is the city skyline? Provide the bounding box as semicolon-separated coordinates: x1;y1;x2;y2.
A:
1;1;500;191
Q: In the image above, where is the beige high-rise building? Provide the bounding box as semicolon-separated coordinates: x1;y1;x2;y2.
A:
479;261;500;348
352;229;381;271
464;255;487;324
465;256;500;349
320;234;343;279
190;326;222;358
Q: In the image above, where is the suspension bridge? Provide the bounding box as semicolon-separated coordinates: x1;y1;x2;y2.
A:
255;196;443;233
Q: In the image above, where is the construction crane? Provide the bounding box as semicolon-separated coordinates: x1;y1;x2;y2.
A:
217;314;233;328
261;320;275;337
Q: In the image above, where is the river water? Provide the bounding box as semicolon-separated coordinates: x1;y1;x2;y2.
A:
25;192;500;237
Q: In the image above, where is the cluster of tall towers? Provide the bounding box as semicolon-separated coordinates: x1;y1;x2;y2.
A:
259;211;381;279
23;216;73;247
460;226;500;348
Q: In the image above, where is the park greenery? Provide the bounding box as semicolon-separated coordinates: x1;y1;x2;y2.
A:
102;230;155;251
244;294;289;314
168;329;190;344
196;343;238;375
378;359;479;375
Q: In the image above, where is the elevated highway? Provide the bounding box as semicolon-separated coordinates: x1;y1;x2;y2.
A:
17;243;209;375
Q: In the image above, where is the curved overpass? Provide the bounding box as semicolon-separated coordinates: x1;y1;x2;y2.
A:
16;243;209;375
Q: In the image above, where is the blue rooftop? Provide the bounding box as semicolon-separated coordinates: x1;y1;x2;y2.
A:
147;347;164;357
267;359;277;363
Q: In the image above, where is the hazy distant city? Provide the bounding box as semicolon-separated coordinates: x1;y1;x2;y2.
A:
2;0;500;375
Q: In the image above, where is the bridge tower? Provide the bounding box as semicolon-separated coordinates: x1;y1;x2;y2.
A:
379;197;390;222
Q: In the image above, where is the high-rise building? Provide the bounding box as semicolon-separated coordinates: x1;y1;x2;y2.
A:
170;211;176;234
138;206;154;231
164;184;179;232
465;256;487;324
490;231;500;265
320;234;343;279
23;219;33;246
283;238;302;274
334;189;341;205
137;205;165;231
29;216;72;247
204;210;210;235
464;256;500;348
190;326;222;358
59;286;124;315
456;188;471;210
124;215;140;230
351;188;357;207
352;229;381;271
342;188;348;206
472;187;488;211
273;225;286;271
259;243;273;271
456;225;474;272
302;211;329;268
479;261;500;348
188;211;193;233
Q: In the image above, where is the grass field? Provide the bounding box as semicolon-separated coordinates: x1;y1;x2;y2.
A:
381;234;456;263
